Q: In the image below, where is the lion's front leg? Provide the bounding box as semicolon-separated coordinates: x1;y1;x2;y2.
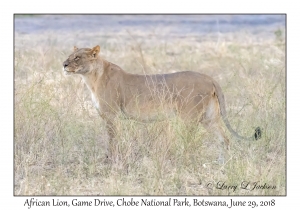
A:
105;120;117;161
99;110;118;163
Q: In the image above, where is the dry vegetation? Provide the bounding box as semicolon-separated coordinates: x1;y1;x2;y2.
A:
14;27;285;195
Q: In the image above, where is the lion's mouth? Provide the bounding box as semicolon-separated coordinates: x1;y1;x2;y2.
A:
64;71;72;75
63;67;75;75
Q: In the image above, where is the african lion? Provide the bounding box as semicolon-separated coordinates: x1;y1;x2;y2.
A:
63;45;261;163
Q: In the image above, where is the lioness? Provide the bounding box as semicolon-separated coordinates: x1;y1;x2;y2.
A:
63;45;261;163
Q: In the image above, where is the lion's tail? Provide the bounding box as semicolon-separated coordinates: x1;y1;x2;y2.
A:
213;81;261;141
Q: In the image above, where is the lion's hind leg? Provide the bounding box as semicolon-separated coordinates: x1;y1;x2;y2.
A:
202;97;229;164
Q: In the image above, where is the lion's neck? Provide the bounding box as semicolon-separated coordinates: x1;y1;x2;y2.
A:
79;58;111;111
80;58;108;93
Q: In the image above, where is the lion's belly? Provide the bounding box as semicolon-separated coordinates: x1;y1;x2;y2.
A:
121;95;178;122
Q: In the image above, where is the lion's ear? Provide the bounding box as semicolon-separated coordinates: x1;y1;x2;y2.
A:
74;46;78;52
91;45;100;58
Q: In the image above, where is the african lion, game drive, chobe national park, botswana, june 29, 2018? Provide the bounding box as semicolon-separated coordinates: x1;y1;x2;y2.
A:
62;45;261;164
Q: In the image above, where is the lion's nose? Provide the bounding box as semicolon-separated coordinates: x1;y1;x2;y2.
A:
63;61;68;68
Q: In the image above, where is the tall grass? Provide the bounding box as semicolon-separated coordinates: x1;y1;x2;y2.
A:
14;29;285;195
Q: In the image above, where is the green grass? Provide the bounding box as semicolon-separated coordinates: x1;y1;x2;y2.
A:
14;29;285;195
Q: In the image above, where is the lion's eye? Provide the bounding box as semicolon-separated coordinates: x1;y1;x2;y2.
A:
74;56;80;61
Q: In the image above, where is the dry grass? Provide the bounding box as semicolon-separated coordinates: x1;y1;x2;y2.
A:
14;28;285;195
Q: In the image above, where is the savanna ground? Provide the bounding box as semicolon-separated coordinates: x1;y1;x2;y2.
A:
14;17;285;195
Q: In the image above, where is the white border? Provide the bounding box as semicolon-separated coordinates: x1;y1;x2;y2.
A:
3;0;295;209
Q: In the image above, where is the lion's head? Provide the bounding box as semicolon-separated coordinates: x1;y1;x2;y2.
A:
63;45;100;75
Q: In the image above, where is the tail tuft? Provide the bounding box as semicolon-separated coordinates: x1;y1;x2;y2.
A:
254;127;262;140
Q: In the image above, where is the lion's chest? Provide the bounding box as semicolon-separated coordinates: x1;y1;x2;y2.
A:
91;93;100;110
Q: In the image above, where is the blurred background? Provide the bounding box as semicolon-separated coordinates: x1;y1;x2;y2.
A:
15;14;285;37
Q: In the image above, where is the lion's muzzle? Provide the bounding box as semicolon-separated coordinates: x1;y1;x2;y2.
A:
63;61;69;68
63;60;73;74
